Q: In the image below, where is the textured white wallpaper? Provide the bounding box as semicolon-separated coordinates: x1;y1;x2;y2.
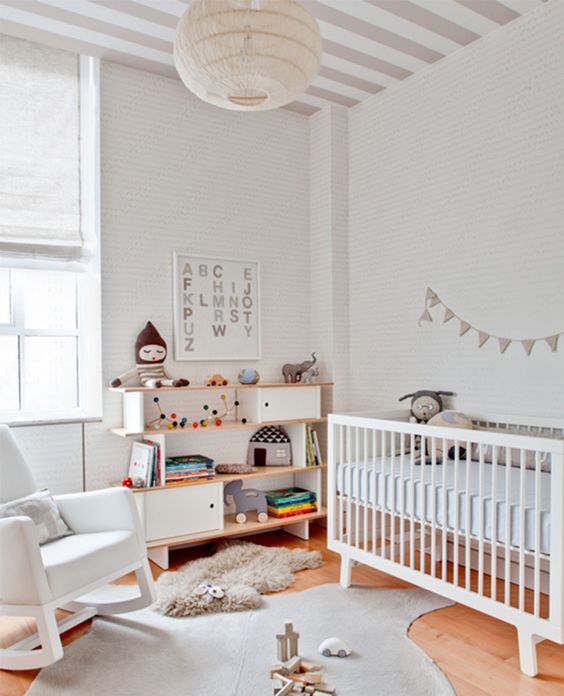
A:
12;1;563;493
347;1;564;418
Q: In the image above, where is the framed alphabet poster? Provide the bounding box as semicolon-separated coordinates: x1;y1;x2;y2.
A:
172;252;261;360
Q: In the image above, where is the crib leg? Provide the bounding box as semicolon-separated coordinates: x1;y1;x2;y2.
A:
340;556;353;589
517;630;541;677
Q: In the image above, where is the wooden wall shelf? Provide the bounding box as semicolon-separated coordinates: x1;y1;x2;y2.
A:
109;381;333;393
110;417;326;438
146;507;327;549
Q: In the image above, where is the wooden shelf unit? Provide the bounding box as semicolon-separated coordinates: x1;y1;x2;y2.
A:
109;381;331;569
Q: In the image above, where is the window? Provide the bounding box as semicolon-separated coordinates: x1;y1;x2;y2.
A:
0;268;101;422
0;38;101;423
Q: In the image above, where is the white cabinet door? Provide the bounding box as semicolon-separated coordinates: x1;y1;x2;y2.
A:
144;482;221;542
260;387;320;421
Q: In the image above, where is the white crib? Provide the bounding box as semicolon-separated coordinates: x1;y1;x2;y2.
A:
327;411;564;677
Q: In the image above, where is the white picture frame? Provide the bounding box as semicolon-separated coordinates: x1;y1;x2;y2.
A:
172;252;261;361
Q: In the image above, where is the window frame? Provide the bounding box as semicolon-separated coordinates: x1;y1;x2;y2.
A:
0;55;102;425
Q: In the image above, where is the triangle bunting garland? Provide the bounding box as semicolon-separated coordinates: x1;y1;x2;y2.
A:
443;308;455;323
418;288;563;356
459;321;471;336
478;331;490;348
498;338;511;354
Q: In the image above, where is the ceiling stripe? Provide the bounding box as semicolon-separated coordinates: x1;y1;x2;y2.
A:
367;1;480;45
2;0;172;53
407;0;500;34
322;38;412;80
317;19;429;72
455;0;520;24
305;1;444;63
317;0;463;54
306;84;359;108
0;0;536;116
313;74;373;101
321;52;399;88
318;65;384;95
91;0;178;29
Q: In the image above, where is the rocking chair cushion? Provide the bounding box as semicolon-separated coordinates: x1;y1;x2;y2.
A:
40;530;140;599
0;490;72;545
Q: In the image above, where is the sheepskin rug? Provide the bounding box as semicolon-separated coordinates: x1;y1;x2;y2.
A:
155;541;323;617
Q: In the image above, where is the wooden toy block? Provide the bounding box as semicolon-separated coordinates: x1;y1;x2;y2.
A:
284;656;302;674
274;675;296;696
301;661;321;672
303;673;322;685
271;664;289;679
311;684;336;695
304;687;316;695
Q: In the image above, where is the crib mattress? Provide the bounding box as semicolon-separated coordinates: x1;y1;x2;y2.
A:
336;459;551;554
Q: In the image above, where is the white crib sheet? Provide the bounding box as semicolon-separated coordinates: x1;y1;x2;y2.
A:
336;459;551;554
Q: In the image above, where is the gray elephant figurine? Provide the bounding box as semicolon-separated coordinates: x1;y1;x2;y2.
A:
282;352;317;384
224;480;268;524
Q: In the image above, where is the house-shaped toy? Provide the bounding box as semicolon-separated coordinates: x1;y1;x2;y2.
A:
247;426;292;467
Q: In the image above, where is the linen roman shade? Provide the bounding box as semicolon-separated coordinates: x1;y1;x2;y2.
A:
0;35;88;266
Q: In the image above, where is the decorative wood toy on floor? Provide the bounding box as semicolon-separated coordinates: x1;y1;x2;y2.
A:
271;621;337;695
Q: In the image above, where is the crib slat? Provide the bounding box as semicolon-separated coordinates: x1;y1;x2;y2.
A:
355;427;360;549
534;450;541;617
400;434;406;567
453;443;460;588
410;433;416;570
420;436;426;574
441;437;448;582
431;437;437;578
465;443;471;591
381;430;386;559
372;429;377;555
519;449;526;612
339;424;344;543
478;443;485;597
391;431;396;562
504;446;511;606
363;428;368;553
490;445;498;602
347;425;352;547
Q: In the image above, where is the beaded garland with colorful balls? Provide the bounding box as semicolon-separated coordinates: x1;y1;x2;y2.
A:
145;393;246;430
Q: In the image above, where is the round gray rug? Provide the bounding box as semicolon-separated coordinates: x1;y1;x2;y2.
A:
28;583;454;696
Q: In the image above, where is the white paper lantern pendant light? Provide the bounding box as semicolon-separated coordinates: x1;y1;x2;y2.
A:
174;0;322;111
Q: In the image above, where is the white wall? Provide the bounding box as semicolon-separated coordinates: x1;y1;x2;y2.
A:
347;1;564;418
13;60;313;492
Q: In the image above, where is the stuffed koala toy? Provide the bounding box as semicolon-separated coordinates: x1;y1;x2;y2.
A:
398;389;454;423
110;321;189;388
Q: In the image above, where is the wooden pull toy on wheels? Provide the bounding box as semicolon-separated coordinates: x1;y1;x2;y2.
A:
224;479;268;524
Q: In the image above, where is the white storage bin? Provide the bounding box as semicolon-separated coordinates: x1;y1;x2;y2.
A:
237;386;320;423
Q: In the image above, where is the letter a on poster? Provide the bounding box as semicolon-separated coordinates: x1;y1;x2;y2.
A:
172;253;261;360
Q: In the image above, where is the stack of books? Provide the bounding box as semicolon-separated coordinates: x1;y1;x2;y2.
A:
164;454;215;486
306;425;322;466
265;487;318;519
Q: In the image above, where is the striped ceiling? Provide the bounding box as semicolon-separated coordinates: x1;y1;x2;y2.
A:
1;0;547;116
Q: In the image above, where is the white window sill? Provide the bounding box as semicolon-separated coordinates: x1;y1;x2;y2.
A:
2;415;102;427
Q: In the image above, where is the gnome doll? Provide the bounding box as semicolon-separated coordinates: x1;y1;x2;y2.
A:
110;322;190;388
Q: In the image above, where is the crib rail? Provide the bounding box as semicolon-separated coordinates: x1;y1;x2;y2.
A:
328;411;564;644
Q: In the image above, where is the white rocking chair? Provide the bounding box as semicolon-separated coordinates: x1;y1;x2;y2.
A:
0;424;156;670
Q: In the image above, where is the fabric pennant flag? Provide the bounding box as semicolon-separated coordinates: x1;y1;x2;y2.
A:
425;288;437;302
522;339;535;356
443;307;455;323
545;335;559;352
478;331;490;348
498;338;511;354
429;296;441;308
459;320;471;336
418;309;432;325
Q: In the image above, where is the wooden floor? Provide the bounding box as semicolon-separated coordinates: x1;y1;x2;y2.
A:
1;524;563;696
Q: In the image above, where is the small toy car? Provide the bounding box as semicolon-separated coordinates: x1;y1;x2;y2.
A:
205;373;229;387
318;637;351;658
